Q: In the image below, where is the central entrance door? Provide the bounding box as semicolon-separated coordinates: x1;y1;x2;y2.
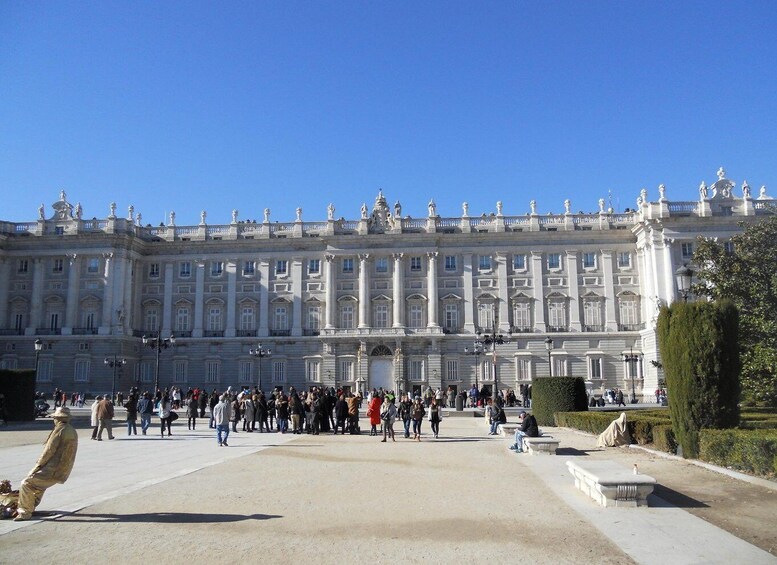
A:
369;359;393;392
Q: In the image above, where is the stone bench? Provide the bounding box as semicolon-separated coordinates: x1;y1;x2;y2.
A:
566;460;656;508
522;436;559;455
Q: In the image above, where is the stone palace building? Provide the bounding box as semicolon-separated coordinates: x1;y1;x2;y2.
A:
0;168;773;399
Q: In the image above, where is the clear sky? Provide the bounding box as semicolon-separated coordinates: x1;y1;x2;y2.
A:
1;1;776;224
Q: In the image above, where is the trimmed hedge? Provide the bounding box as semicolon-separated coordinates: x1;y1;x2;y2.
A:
531;377;588;426
657;300;741;458
555;411;671;445
699;429;777;477
652;425;678;454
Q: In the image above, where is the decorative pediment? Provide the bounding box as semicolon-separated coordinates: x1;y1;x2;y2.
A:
270;296;292;304
616;290;639;298
142;298;162;307
175;298;194;306
80;294;101;304
581;291;602;299
510;292;532;301
205;297;225;305
337;294;357;302
710;167;736;200
440;293;462;301
477;292;497;300
406;293;427;301
371;294;392;302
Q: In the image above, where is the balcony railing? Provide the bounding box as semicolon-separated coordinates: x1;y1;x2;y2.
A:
302;329;320;336
511;325;533;333
236;330;257;337
547;326;567;333
270;329;291;337
71;327;98;335
176;331;193;338
35;328;62;335
582;324;604;332
0;329;24;336
619;323;644;331
204;330;224;338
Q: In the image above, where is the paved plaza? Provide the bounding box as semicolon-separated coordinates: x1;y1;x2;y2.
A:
1;410;776;564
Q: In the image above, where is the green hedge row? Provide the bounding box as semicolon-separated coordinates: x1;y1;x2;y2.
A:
554;412;670;445
531;377;588;426
699;429;777;477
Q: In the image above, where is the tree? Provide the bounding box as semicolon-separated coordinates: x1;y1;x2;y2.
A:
692;216;777;406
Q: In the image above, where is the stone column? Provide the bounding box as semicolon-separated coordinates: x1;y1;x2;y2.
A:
531;252;546;332
291;257;303;337
225;260;237;337
601;250;618;331
258;260;270;337
496;253;509;331
99;253;114;335
462;253;475;333
63;255;80;334
193;260;205;338
0;259;10;330
122;258;135;334
358;253;370;328
27;258;45;334
325;255;336;329
162;262;174;335
426;252;439;327
392;253;404;328
565;251;582;331
111;254;128;335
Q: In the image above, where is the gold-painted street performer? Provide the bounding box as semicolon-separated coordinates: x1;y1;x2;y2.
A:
14;406;78;521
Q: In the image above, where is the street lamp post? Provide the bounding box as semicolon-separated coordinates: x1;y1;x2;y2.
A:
142;333;175;392
472;318;511;401
104;355;127;401
34;338;44;381
545;337;554;377
623;346;643;404
674;264;694;303
249;343;271;392
464;341;483;392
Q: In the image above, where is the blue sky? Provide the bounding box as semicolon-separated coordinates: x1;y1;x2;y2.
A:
1;2;776;224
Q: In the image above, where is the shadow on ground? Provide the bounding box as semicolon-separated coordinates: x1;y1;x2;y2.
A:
49;512;282;523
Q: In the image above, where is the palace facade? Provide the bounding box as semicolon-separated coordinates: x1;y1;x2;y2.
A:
0;168;773;399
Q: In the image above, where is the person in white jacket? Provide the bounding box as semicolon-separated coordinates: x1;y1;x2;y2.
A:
212;395;233;447
90;395;102;440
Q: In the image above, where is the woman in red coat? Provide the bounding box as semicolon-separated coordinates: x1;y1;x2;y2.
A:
367;393;382;436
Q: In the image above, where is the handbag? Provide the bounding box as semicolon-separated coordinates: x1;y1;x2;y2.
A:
169;411;179;421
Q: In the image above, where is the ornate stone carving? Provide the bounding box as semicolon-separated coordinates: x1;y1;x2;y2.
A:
462;202;469;217
428;199;436;217
231;209;238;224
530;200;537;215
127;205;134;221
564;199;571;214
295;207;302;222
699;181;708;200
169;210;176;226
742;180;751;199
496;201;503;216
327;203;335;220
658;184;666;200
263;208;270;223
109;202;117;218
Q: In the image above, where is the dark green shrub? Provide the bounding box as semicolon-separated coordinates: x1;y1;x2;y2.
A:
652;425;678;454
554;411;614;435
531;377;588;426
657;300;741;458
699;429;777;477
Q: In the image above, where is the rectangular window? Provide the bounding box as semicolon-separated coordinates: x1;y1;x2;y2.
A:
588;357;602;379
87;258;99;273
243;261;255;275
276;260;288;275
513;303;531;330
340;305;354;329
444;255;457;271
74;359;90;382
410;257;422;272
444;303;459;330
206;360;220;383
375;257;388;273
149;263;160;278
548;302;566;330
516;358;531;381
478;255;492;271
274;306;288;330
410;360;424;381
582;252;596;269
207;307;222;331
48;313;60;330
37;359;53;382
179;261;191;278
340;360;353;381
409;304;423;328
681;242;694;259
14;313;24;331
374;304;388;328
307;305;321;330
18;259;28;273
617;252;631;268
342;258;353;273
583;301;602;330
547;253;561;270
174;360;188;383
240;306;255;331
306;360;320;382
619;299;638;328
144;309;159;332
553;357;566;377
139;361;153;384
446;359;458;381
308;259;320;274
272;360;286;382
52;258;64;273
239;360;253;383
512;255;526;271
82;312;96;330
176;307;190;332
211;261;224;276
477;302;494;330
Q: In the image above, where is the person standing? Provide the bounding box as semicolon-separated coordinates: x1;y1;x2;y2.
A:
230;395;241;433
90;395;101;440
428;398;442;438
212;394;232;446
13;406;78;521
241;394;255;432
125;393;138;436
398;394;413;438
208;390;219;428
380;397;397;442
187;394;198;430
616;388;626;407
198;390;208;418
95;395;115;441
276;394;289;434
367;393;382;436
158;394;173;437
334;394;348;435
411;396;426;441
137;392;153;435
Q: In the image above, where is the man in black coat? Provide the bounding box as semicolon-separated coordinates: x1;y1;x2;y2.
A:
509;411;539;452
333;394;349;435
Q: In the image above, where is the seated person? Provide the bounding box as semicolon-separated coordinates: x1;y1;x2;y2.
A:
596;412;630;447
509;411;539;451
